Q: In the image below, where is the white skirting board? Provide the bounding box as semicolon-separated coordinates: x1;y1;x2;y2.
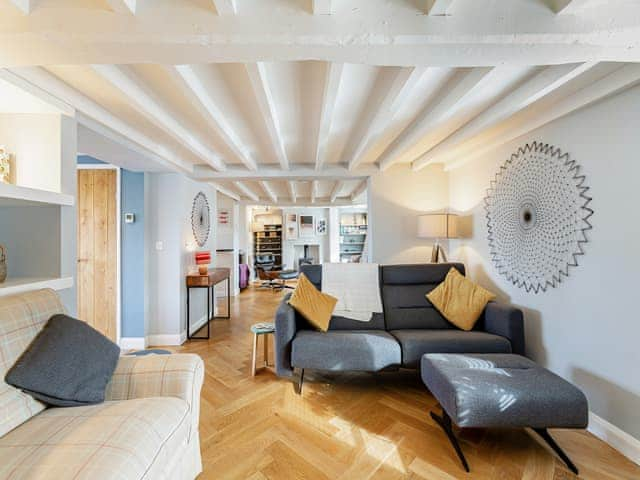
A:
588;411;640;466
119;337;147;350
146;315;209;347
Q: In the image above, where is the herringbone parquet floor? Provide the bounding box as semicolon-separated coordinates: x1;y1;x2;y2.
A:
174;286;640;480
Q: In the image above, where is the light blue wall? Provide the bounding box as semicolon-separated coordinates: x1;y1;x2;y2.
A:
77;155;105;165
121;170;145;338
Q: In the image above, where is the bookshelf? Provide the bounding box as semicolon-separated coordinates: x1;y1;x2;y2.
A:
253;224;283;264
339;212;368;263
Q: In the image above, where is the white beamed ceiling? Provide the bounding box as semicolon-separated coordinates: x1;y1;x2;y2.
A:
2;0;640;204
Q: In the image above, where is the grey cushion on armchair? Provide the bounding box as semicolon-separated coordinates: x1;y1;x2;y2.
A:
5;314;120;407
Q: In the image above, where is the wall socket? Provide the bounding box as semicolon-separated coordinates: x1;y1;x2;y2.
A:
124;213;135;223
155;241;163;251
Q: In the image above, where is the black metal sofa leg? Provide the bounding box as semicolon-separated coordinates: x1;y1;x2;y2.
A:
430;410;470;472
295;368;304;395
533;428;579;475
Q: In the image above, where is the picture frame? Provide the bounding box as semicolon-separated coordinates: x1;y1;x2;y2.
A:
285;213;298;240
316;218;327;235
299;215;315;237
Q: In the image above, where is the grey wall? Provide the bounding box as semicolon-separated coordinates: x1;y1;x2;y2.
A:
448;84;640;440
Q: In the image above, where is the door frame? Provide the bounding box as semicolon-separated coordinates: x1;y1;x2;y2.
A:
77;163;122;345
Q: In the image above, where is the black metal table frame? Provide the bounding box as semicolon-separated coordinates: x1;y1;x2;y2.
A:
186;276;231;340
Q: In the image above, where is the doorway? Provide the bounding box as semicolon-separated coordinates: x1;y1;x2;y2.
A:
76;166;119;342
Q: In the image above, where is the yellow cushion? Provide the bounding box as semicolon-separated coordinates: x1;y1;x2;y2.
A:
426;267;496;331
288;273;338;332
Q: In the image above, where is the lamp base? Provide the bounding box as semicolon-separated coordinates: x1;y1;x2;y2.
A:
430;243;448;263
198;265;209;275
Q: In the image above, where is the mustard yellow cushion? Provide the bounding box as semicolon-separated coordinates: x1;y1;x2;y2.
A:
426;267;496;331
288;273;338;332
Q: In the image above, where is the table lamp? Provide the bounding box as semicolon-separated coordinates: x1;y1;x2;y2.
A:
195;251;211;275
417;214;458;263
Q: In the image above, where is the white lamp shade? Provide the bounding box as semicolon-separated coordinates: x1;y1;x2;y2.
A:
417;214;458;239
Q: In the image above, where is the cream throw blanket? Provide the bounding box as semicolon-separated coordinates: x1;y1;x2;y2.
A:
321;263;383;322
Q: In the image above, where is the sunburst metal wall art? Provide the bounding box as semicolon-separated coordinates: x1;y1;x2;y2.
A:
191;191;211;248
484;141;593;293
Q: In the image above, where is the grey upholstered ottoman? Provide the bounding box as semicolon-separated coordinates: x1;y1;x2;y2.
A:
421;353;588;474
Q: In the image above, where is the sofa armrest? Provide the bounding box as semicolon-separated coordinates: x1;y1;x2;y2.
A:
275;293;297;378
483;302;525;355
105;353;204;438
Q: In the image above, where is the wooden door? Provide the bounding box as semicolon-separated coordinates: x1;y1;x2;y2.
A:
77;169;117;341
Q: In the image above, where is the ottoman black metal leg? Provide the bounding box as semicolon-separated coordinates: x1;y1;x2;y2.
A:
430;410;470;472
533;428;579;475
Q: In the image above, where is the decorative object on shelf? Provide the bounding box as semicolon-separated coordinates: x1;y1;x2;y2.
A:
0;146;11;184
316;218;327;235
484;141;593;294
195;251;211;275
191;191;211;248
299;215;314;237
218;209;230;225
0;244;6;283
285;213;298;240
417;213;458;263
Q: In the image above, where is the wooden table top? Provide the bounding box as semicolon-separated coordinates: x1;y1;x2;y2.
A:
186;267;230;287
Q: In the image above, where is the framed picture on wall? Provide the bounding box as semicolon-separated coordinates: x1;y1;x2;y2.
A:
285;213;298;240
299;215;315;237
316;218;327;235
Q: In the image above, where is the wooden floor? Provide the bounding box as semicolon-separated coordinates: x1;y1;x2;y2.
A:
174;285;640;480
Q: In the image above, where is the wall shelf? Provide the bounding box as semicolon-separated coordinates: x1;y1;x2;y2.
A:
0;276;74;297
0;183;74;207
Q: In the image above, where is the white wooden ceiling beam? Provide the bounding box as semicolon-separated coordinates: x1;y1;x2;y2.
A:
348;66;426;171
4;7;640;67
7;67;192;174
316;62;343;171
312;0;333;14
211;0;236;15
310;180;319;203
174;65;257;171
379;67;493;171
413;62;596;170
350;180;368;201
192;164;377;181
288;181;297;203
91;64;226;171
8;0;32;14
330;180;343;202
105;0;137;14
445;63;640;171
256;198;355;207
244;63;289;170
259;181;278;203
233;181;260;202
552;0;606;14
211;182;241;201
425;0;454;16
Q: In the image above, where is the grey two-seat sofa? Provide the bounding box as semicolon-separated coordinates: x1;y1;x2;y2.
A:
274;263;525;389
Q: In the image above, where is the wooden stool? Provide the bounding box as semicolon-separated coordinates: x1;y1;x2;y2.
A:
251;322;275;376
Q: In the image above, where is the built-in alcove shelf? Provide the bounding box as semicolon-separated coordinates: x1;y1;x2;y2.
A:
0;276;74;297
0;183;74;207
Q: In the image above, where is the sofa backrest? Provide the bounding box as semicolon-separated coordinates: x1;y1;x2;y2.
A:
299;264;385;330
380;263;465;330
0;289;65;437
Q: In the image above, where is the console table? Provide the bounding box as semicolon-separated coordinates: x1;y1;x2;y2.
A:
186;268;231;340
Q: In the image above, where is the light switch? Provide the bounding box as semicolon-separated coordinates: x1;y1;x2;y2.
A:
155;241;163;251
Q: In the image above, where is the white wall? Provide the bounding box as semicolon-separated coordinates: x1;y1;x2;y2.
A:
448;84;640;441
146;173;217;343
0;114;62;192
281;207;330;269
368;163;450;264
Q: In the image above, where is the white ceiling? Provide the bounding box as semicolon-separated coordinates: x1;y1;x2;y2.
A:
1;0;640;204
